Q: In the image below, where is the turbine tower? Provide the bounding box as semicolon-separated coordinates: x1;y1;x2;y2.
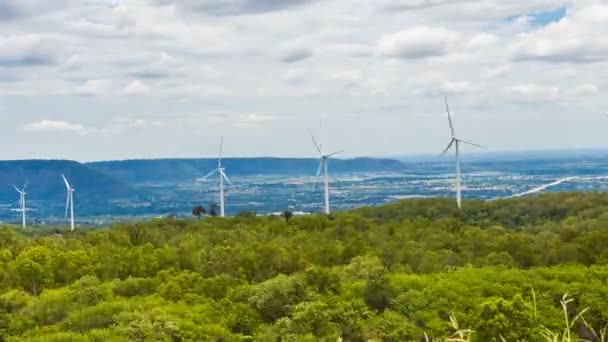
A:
441;96;483;209
310;130;343;214
12;183;27;228
203;138;231;217
61;175;75;231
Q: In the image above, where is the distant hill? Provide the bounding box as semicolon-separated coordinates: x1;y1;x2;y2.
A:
86;157;407;183
0;160;138;202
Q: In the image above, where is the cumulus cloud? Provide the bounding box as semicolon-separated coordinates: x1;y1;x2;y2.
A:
151;0;318;16
0;34;57;66
511;3;608;63
75;79;114;96
0;0;72;20
129;52;178;80
383;0;462;12
122;80;149;95
23;120;85;132
377;26;459;59
1;0;607;159
566;83;598;97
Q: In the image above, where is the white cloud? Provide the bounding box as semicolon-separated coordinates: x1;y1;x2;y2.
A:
0;34;58;66
122;80;149;95
511;3;608;63
466;33;500;48
23;120;85;132
75;79;114;96
567;83;598;97
1;0;607;160
377;26;459;59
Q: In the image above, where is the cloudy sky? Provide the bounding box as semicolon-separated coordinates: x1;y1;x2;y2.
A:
0;0;606;161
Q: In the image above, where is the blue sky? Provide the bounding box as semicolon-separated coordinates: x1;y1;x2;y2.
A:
0;0;606;161
530;7;567;26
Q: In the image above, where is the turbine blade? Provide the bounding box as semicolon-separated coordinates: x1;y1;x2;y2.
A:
603;112;608;118
203;169;218;179
11;184;20;193
444;95;456;138
441;139;456;155
459;139;486;149
312;159;323;190
220;169;232;185
61;174;71;190
65;193;70;218
316;159;323;178
325;150;344;158
308;129;323;155
219;137;224;159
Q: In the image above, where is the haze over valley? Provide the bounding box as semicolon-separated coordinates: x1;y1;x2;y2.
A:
2;150;608;224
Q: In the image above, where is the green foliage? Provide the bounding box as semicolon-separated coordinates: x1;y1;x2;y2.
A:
0;192;607;340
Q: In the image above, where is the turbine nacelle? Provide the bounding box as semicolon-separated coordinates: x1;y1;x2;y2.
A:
12;183;27;195
442;96;486;154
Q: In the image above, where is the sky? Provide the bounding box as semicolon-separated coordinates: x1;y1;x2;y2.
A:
0;0;607;161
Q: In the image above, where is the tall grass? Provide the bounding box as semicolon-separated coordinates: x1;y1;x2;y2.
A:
427;293;607;342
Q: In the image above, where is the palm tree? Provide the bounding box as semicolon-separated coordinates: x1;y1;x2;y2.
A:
209;203;220;217
192;206;206;220
282;210;293;223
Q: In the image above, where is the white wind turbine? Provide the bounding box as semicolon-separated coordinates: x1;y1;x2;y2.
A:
310;130;343;215
61;175;75;231
203;138;231;217
11;183;28;228
441;96;484;209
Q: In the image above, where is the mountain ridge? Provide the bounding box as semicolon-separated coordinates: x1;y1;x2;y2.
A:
0;159;138;202
86;157;407;183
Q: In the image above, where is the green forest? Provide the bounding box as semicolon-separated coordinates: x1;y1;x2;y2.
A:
1;192;608;341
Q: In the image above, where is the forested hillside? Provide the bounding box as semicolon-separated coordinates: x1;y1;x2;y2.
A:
0;192;607;341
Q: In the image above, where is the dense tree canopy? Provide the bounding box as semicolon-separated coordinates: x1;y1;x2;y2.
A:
0;192;607;341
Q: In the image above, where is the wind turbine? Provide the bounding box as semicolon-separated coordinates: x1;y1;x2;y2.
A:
441;96;484;209
11;183;27;228
310;130;343;214
61;175;75;231
203;138;231;217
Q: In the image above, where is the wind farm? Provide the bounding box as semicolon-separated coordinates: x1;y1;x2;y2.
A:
3;0;608;340
3;99;608;225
